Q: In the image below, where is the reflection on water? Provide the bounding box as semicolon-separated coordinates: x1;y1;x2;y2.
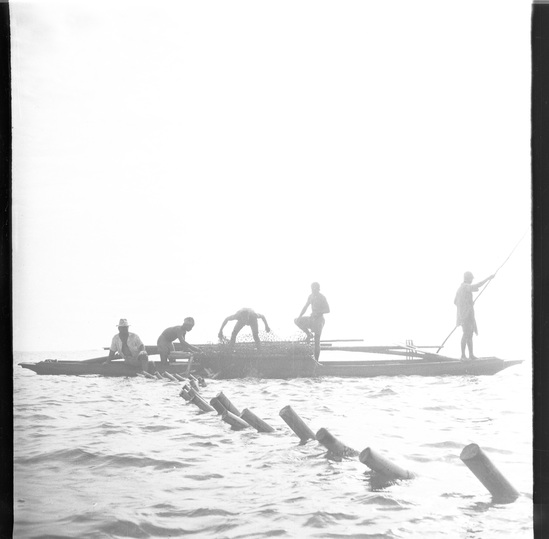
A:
14;351;532;538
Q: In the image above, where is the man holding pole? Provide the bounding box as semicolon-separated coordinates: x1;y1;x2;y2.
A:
454;271;495;360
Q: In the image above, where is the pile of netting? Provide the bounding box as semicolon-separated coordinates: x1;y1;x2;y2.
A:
198;339;313;359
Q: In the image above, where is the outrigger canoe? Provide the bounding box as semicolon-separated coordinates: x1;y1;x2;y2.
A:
19;342;523;379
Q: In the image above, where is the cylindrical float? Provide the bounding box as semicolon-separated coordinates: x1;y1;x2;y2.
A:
163;372;178;382
359;447;415;479
222;410;250;430
179;386;192;401
279;405;315;442
188;388;215;412
189;373;207;387
460;443;519;502
189;378;200;392
240;408;275;433
316;428;358;457
216;392;241;416
210;397;227;415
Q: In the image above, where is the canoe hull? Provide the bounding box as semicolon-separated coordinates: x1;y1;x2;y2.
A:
19;360;175;377
315;357;522;378
19;342;522;379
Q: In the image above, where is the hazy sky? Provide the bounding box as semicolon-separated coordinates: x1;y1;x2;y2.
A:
11;1;531;358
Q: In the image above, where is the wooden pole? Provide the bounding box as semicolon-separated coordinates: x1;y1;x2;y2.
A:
154;371;164;380
222;410;250;430
188;388;215;412
163;372;178;382
315;428;358;457
210;397;227;415
359;447;415;479
240;408;275;433
216;392;241;416
320;339;364;343
173;373;187;382
460;443;519;502
279;405;315;443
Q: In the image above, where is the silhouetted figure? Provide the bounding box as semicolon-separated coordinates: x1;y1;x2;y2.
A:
455;271;494;360
295;282;330;361
157;317;201;364
218;308;271;347
108;318;148;371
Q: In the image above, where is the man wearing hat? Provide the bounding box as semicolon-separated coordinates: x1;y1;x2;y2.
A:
157;317;201;364
108;319;149;371
454;272;495;360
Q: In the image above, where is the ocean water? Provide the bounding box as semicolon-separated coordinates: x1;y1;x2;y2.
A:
14;350;532;539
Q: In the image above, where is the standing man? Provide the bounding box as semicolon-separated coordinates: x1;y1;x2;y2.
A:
157;317;201;365
454;271;495;360
295;282;330;362
108;319;149;371
218;308;271;347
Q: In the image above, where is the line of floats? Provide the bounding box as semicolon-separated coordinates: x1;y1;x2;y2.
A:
138;368;521;505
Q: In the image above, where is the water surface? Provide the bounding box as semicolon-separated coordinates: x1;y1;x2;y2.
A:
14;350;532;538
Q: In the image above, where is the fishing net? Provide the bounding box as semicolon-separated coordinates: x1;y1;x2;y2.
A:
199;340;313;359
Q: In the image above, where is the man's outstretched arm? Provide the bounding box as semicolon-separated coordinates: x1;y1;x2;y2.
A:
473;274;495;291
258;314;271;332
298;298;311;318
179;337;201;353
108;337;119;361
218;314;236;339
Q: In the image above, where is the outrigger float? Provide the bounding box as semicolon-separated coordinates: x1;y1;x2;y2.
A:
19;341;523;379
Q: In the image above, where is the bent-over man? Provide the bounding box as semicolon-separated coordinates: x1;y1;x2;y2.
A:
157;317;201;364
108;318;148;371
295;282;330;361
455;271;494;360
218;308;271;347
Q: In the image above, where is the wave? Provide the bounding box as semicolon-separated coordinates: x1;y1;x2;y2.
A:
421;441;465;449
156;507;237;518
140;425;174;432
372;387;398;397
183;473;224;481
97;519;192;538
15;448;191;471
315;533;397;539
304;511;360;528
